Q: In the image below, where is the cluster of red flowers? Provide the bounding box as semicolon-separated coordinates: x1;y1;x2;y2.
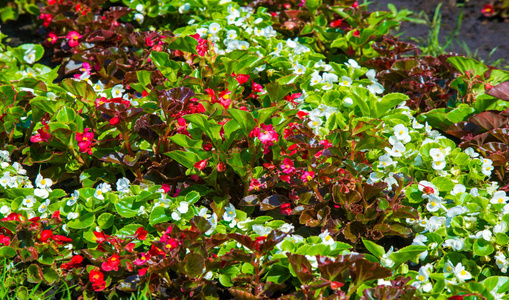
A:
89;268;107;291
76;127;94;155
190;34;209;56
61;255;84;270
40;13;53;27
250;124;279;154
30;120;51;143
0;234;10;246
67;31;82;48
205;88;232;109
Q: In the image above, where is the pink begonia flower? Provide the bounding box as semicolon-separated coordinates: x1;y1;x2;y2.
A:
67;31;82;48
280;157;295;174
301;171;315;183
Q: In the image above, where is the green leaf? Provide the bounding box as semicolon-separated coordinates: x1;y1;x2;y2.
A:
165;150;200;169
431;177;455;192
27;264;42;283
376;93;409;118
55;106;76;123
227;109;257;137
305;0;322;12
362;239;385;258
137;70;152;88
183;114;222;147
43;267;59;284
481;276;509;294
0;246;16;258
116;224;143;237
115;197;138;218
67;213;95;229
98;213;115;229
256;107;280;124
266;82;296;103
446;104;475;123
391;245;428;267
169;134;203;149
167;36;198;55
447;56;488;77
473;239;494;256
150;206;171;226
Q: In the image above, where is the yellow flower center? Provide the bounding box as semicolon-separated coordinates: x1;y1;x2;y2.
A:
461;270;467;276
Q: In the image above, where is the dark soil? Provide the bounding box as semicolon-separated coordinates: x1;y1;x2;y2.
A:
369;0;509;67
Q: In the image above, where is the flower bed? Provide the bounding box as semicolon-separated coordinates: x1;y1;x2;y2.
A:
1;0;509;299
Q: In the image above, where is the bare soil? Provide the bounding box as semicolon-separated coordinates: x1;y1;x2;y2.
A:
369;0;509;66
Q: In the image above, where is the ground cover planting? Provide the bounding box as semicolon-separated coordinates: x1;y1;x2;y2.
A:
1;0;509;299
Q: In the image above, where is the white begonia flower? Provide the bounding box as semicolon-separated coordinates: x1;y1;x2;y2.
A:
367;171;384;184
92;80;104;92
412;264;433;291
223;203;236;222
472;229;493;241
426;194;445;212
412;235;428;260
494;221;508;234
196;27;208;37
377;279;392;286
443;238;464;251
27;210;36;219
378;154;396;168
24;48;36;64
450;184;466;195
34;188;50;199
134;13;144;24
227;4;240;16
432;159;447;170
22;196;36;208
310;72;322;86
238;41;249;51
495;252;508;273
154;194;171;209
305;255;318;269
411;118;424;129
67;190;79;206
135;4;145;13
12;162;26;175
208;23;221;34
470;187;479;197
313;104;337;117
385;142;406;157
111;84;125;98
280;223;294;233
307;116;323;135
0;150;10;162
367;83;384;94
345;59;360;69
482;162;494;176
205;213;218;235
178;3;190;13
464;147;479;158
426;216;446;232
0;172;15;188
366;69;377;82
343;97;353;107
339;76;352;86
380;246;395;268
293;63;306;75
453;263;472;282
384;172;398;191
491;191;509;204
94;182;111;200
177;201;189;214
171;211;181;221
67;212;79;220
38;199;50;214
429;148;447;161
1;205;11;215
261;26;277;38
319;229;335;246
393;124;411;143
253;225;271;237
446;206;468;218
35;174;52;189
116;177;130;193
226;30;237;40
314;60;332;71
